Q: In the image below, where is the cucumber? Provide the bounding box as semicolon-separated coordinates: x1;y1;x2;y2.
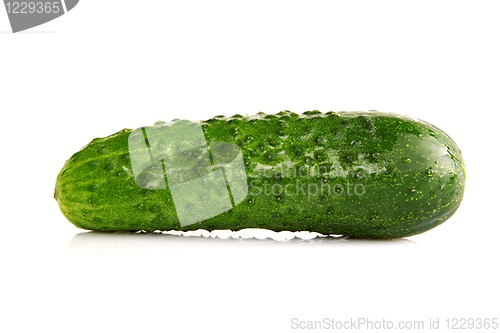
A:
55;110;465;238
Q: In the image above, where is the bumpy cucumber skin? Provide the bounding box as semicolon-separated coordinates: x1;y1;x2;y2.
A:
55;111;465;238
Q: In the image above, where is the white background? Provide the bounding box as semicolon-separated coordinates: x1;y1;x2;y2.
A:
1;1;499;332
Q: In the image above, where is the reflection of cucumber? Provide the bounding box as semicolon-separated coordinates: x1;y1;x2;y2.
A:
55;110;466;238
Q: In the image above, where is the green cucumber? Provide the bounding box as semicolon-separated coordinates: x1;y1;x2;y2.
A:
55;110;465;238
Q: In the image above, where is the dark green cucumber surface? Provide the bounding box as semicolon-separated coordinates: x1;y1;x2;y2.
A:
55;110;466;238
